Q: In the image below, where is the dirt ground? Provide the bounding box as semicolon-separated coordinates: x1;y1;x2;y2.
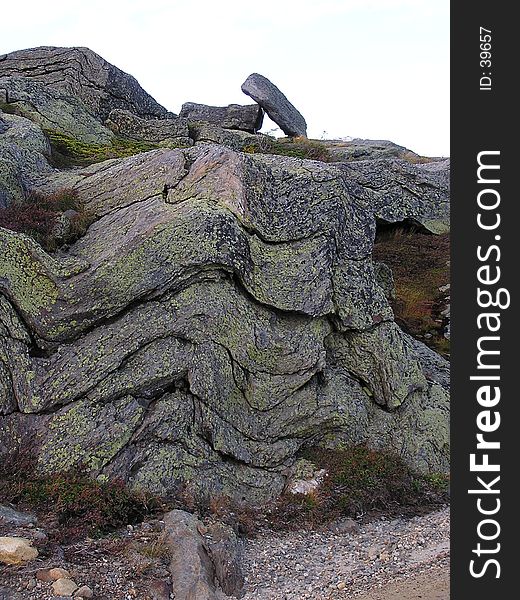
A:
353;566;449;600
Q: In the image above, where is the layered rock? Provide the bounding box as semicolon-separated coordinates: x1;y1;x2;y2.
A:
338;157;450;234
0;48;450;504
0;142;449;502
0;76;114;144
179;102;264;133
0;109;53;207
105;109;192;147
241;73;307;137
0;46;169;121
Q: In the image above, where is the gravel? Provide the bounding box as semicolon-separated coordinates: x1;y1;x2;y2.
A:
242;507;449;599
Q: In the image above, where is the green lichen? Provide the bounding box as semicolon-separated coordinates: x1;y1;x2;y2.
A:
38;397;143;473
0;230;59;317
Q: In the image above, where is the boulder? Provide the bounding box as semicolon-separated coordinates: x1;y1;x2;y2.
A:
105;109;192;147
0;76;114;144
179;102;263;133
0;46;169;122
0;110;53;206
188;121;260;151
0;536;38;564
163;510;218;600
0;504;37;527
52;578;78;597
241;73;307;137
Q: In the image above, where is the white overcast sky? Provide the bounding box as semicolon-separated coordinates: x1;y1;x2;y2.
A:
1;0;449;157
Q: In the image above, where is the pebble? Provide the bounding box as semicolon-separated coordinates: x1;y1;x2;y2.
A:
49;568;72;581
52;579;79;596
74;584;94;598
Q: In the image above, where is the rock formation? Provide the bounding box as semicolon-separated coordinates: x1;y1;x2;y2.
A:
179;102;264;133
0;46;170;121
241;73;307;137
0;47;450;504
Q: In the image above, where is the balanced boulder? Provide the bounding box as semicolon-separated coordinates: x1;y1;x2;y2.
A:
179;102;263;133
241;73;307;137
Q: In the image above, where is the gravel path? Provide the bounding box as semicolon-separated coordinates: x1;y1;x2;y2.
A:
242;507;450;600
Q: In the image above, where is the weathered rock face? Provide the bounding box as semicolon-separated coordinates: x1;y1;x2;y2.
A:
105;109;192;147
179;102;264;133
338;158;450;234
0;48;449;504
0;142;449;502
0;76;114;144
0;46;169;122
0;109;53;207
241;73;307;137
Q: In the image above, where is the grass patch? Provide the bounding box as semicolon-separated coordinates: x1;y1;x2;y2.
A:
0;188;92;252
373;226;450;355
243;136;332;162
44;130;161;167
273;446;449;528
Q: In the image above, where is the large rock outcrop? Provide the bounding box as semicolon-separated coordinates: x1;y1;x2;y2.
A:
0;46;170;121
0;48;449;504
0;142;449;502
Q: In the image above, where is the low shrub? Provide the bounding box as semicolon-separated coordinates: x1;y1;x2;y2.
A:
373;226;450;356
271;446;449;528
0;454;161;541
0;188;92;252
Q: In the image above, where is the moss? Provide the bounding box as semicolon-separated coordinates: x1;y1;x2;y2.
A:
44;129;162;167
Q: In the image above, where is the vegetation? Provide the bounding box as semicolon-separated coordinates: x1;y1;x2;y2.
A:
0;453;161;542
44;130;161;167
0;188;92;252
0;102;18;115
271;446;449;528
243;136;332;162
373;226;450;356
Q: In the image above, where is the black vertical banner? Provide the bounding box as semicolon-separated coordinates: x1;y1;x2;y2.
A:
451;3;515;599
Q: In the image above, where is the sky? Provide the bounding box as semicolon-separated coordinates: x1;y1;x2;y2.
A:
1;0;449;157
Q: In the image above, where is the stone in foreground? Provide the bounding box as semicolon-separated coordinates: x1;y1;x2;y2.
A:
164;510;243;599
0;536;38;565
179;102;264;133
241;73;307;137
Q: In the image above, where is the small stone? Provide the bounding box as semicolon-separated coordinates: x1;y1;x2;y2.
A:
36;569;55;582
26;578;37;590
148;580;170;600
337;581;346;590
0;505;37;527
330;518;360;535
0;537;39;564
52;579;78;597
49;568;72;581
74;585;94;598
